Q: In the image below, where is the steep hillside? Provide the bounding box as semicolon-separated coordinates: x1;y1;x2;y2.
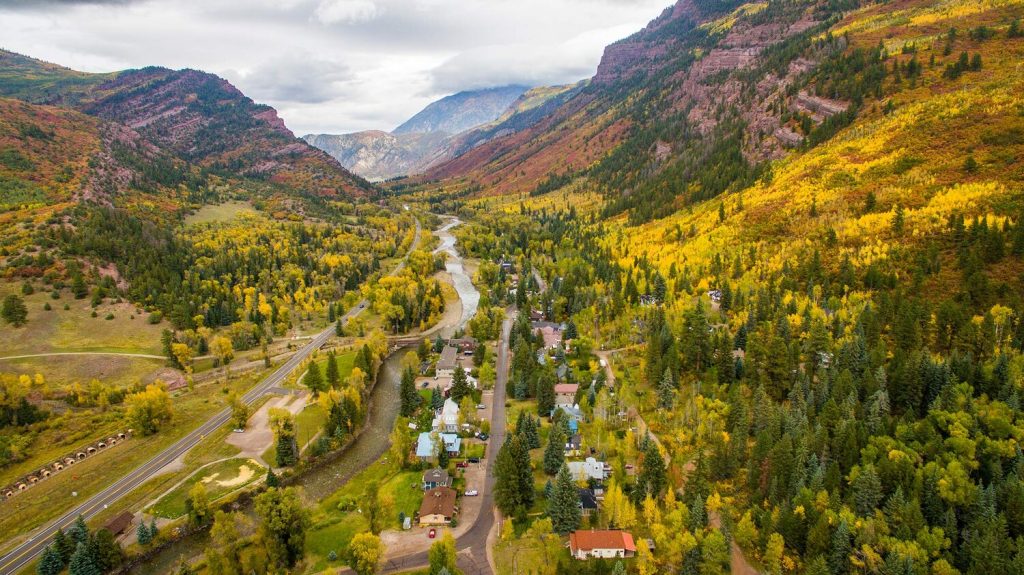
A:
0;50;372;198
419;0;842;215
392;84;529;135
434;2;1024;574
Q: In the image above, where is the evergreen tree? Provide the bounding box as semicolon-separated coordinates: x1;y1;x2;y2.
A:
544;425;565;475
2;294;29;327
52;528;74;563
70;516;89;547
438;438;450;468
548;464;582;534
267;467;279;487
68;542;100;575
536;370;556;415
657;367;675;409
276;423;299;467
638;439;667;499
137;521;152;545
829;520;852;575
303;360;324;396
335;319;344;337
494;435;534;516
149;519;158;541
852;464;883;516
450;365;471;402
93;528;124;572
326;352;340;388
400;366;420;417
430;387;444;410
37;545;64;575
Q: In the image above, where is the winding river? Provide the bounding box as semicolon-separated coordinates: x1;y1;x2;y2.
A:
127;216;480;573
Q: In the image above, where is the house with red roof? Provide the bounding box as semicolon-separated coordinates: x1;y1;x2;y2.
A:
568;529;636;560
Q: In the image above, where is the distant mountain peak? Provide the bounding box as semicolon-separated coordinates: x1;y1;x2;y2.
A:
392;85;531;135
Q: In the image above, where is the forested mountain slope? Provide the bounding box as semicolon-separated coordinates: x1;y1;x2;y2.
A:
0;51;398;334
0;50;372;198
414;1;1024;573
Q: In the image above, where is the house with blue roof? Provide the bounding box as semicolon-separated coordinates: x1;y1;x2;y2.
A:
415;432;463;461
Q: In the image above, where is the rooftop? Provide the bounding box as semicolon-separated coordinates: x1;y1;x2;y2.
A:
419;486;457;518
569;530;636;552
437;346;459;370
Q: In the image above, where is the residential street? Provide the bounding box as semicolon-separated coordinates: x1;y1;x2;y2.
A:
371;312;513;575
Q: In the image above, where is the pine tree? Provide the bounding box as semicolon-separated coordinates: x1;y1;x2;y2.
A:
430;387;443;410
267;467;279;487
93;528;124;572
335;319;344;337
37;545;64;575
829;520;852;575
149;519;158;541
400;366;420;417
657;367;675;409
544;425;565;475
303;361;324;396
638;440;667;498
68;542;100;575
52;528;73;563
450;365;470;402
548;464;582;534
536;371;556;415
137;521;152;545
276;424;299;467
1;294;28;327
852;464;883;516
326;352;340;388
70;516;89;546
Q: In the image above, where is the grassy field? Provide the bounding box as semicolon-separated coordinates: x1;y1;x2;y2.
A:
0;366;269;549
262;402;327;465
148;457;265;519
0;282;165;356
0;355;165;389
304;464;425;573
184;201;256;226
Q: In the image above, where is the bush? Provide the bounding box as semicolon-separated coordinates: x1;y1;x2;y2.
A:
43;303;51;311
50;290;60;300
105;313;115;320
328;550;338;562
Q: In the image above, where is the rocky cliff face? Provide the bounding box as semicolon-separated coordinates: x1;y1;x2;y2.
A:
420;0;842;215
303;131;449;181
306;84;572;180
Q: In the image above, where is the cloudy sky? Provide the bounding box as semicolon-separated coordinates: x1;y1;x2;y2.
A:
0;0;670;135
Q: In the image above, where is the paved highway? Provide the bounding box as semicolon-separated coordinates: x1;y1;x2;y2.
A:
0;218;422;575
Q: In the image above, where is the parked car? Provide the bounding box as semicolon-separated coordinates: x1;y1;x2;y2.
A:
421;381;429;388
477;433;490;441
456;461;469;469
464;490;478;496
428;528;436;539
476;404;486;409
468;457;480;464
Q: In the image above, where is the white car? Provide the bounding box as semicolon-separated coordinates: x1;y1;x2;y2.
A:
464;490;478;496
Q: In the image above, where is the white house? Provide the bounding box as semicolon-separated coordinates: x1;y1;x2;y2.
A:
432;398;460;433
568;457;608;482
569;530;636;560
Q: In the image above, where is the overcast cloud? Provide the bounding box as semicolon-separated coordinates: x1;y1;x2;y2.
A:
0;0;669;134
